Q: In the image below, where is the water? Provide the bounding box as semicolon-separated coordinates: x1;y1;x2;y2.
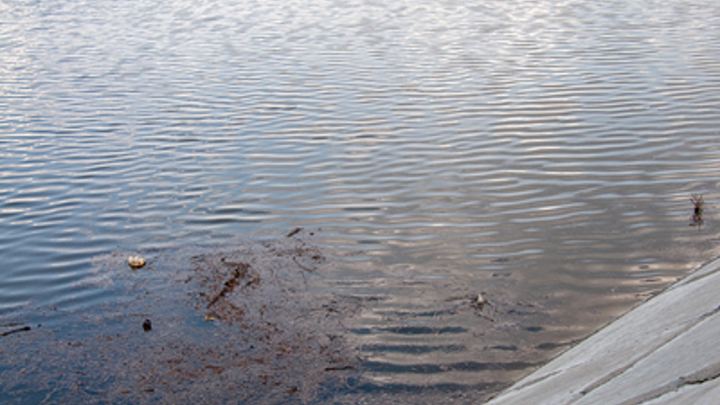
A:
2;0;720;403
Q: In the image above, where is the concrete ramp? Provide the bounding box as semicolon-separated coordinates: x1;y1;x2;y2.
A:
485;257;720;405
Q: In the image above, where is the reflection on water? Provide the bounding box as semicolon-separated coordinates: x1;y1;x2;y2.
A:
2;0;720;403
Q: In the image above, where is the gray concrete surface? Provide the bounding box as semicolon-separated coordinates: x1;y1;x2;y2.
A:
485;257;720;405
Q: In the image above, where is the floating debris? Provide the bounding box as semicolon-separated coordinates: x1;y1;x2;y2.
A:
690;193;704;228
1;234;362;404
287;227;303;237
476;293;486;310
127;255;146;269
1;325;31;337
474;292;496;321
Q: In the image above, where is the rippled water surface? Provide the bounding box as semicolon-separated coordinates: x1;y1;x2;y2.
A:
2;0;720;403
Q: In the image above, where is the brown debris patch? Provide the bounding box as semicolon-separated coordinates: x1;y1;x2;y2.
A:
0;233;364;405
204;260;255;309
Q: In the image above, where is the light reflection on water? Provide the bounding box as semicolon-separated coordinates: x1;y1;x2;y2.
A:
1;0;720;402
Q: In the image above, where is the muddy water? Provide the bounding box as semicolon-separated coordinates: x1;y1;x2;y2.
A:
2;0;720;403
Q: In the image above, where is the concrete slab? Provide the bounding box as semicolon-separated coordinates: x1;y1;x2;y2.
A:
484;257;720;405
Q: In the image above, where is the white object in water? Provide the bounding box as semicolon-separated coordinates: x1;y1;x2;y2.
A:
127;255;146;269
477;293;486;309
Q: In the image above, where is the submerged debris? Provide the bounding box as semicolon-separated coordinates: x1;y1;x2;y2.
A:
205;260;257;309
1;233;365;405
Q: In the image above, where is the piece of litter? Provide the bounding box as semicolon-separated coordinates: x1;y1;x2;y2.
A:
204;316;216;322
128;256;146;269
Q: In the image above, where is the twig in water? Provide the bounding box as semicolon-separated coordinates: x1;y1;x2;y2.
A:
1;326;31;337
691;193;704;228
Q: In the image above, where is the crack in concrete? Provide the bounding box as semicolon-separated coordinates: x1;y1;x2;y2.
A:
510;369;562;392
618;362;720;405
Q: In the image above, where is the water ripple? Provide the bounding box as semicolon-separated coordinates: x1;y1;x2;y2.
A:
2;0;720;402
